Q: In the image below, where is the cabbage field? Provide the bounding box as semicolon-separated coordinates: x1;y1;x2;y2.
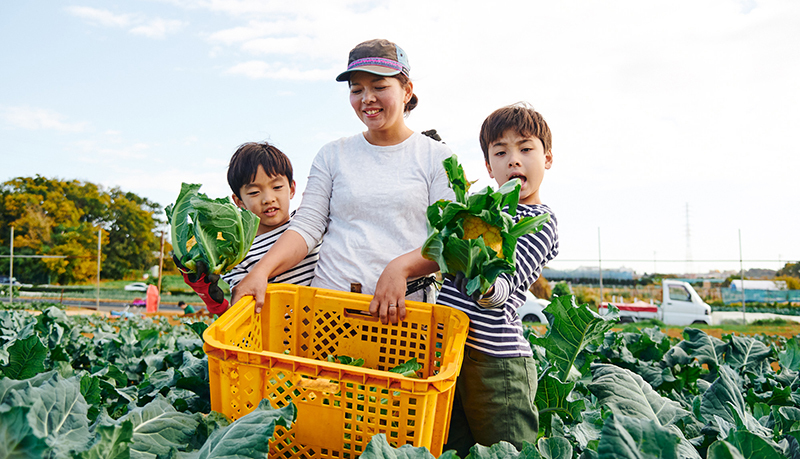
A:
2;297;800;458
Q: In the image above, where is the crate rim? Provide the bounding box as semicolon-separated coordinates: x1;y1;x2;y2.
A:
203;283;470;389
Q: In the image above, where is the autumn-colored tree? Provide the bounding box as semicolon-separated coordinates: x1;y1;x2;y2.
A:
777;262;800;279
0;175;162;284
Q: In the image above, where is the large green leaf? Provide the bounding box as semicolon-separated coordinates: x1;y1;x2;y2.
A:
9;374;92;458
167;183;258;275
0;370;57;405
779;337;800;371
462;440;540;459
0;405;49;459
122;396;201;459
190;194;259;275
532;296;618;381
569;409;603;450
676;329;726;371
535;368;585;433
588;364;690;428
537;437;571;459
700;366;771;438
76;421;133;459
165;183;202;263
587;364;700;459
359;433;436;459
1;334;47;380
706;440;745;459
596;413;680;459
724;431;784;459
724;335;771;374
195;399;295;459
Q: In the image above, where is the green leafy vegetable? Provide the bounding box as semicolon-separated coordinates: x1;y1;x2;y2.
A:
421;155;550;296
388;358;422;378
327;355;365;367
166;182;259;275
0;333;47;379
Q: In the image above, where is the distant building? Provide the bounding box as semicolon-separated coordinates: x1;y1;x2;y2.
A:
544;266;635;281
730;279;787;291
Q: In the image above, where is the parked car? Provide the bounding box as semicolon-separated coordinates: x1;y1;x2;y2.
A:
0;275;32;288
124;282;149;292
517;291;551;324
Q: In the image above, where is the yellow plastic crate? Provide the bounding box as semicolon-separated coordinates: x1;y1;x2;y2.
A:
204;284;469;458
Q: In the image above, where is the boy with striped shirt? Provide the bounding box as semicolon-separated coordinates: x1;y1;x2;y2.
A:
222;142;321;292
176;142;320;315
437;104;559;456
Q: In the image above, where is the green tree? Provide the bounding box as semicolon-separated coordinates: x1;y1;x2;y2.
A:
777;262;800;279
0;175;162;283
102;189;163;279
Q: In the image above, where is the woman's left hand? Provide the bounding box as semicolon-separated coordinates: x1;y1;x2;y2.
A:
370;258;408;325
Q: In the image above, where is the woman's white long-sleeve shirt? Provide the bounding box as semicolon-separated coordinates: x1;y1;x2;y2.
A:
289;132;455;300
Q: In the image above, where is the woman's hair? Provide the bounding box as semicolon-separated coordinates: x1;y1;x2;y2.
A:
391;73;418;114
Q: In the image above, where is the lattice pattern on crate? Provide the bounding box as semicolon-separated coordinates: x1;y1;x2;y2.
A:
432;321;447;375
271;425;319;459
227;364;263;421
309;309;359;361
358;320;429;375
229;314;262;352
268;381;422;458
282;303;294;354
340;383;419;453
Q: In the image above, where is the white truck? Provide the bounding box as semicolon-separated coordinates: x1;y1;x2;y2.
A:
598;279;712;325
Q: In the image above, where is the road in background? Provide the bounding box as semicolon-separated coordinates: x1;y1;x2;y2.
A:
712;311;800;325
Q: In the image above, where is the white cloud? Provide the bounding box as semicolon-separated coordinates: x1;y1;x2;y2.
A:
66;5;184;39
225;61;336;80
130;18;187;38
65;6;133;27
1;106;88;132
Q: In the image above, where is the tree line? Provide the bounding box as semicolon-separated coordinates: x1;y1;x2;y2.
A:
0;175;171;284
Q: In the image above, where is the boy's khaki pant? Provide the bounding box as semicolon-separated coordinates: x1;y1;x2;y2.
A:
443;347;539;457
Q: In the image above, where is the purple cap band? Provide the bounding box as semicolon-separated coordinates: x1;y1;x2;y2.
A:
347;57;405;73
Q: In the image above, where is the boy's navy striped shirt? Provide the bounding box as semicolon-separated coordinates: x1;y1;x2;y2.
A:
436;204;558;358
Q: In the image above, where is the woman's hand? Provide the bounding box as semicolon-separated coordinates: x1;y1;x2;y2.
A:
370;258;409;324
369;248;440;325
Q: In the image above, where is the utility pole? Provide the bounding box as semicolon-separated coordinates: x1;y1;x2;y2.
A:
157;231;165;294
598;227;603;307
739;229;745;324
8;226;13;304
685;203;692;275
96;229;101;310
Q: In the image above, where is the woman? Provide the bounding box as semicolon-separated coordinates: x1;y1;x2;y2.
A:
232;39;454;324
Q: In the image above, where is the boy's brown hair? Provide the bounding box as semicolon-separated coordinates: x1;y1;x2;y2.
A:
479;103;552;162
227;142;293;199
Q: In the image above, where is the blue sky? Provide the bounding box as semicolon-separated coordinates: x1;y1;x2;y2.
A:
2;0;798;276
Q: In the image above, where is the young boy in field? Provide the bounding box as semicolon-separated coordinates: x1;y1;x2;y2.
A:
437;103;559;455
178;142;320;314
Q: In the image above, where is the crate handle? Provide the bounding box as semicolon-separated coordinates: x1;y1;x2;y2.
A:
344;308;378;321
296;377;340;393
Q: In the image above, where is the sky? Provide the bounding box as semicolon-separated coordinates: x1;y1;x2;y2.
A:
2;0;798;277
